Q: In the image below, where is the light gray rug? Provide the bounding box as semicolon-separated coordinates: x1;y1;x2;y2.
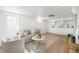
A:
25;39;57;53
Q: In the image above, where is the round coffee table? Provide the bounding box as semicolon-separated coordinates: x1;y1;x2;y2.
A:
32;36;46;50
32;36;45;41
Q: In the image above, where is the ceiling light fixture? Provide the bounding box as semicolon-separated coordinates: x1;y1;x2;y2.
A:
48;14;55;18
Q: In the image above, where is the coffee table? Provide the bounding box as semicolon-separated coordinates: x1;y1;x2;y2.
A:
32;36;46;50
32;36;45;41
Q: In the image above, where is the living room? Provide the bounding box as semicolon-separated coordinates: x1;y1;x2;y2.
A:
0;6;79;53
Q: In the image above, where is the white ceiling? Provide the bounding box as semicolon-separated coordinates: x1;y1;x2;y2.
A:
0;6;76;18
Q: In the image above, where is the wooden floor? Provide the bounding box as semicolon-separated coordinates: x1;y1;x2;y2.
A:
44;33;69;53
0;33;69;53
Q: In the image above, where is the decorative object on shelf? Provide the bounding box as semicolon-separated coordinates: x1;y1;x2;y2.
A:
48;14;55;18
52;26;55;28
67;24;69;28
59;25;63;28
72;26;74;28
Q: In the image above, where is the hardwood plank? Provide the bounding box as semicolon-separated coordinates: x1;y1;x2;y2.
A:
44;33;69;53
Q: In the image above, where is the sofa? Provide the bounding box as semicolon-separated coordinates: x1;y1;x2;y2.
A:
16;30;36;44
1;38;25;53
25;33;35;44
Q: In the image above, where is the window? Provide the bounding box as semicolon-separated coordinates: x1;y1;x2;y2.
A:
7;15;19;30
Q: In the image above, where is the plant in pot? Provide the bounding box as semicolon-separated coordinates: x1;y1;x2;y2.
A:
67;34;75;43
71;35;75;43
35;29;41;38
67;34;72;42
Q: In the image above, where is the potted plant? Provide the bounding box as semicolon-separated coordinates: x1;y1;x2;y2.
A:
71;35;75;43
35;29;41;38
67;34;75;43
67;34;72;42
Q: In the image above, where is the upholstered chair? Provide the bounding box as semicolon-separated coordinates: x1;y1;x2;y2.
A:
1;38;25;53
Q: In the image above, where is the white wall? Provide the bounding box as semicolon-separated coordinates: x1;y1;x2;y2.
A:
0;10;47;46
19;15;47;34
75;12;79;44
0;11;7;46
47;18;75;36
0;11;20;46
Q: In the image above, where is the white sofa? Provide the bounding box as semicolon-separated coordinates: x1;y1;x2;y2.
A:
1;38;25;53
